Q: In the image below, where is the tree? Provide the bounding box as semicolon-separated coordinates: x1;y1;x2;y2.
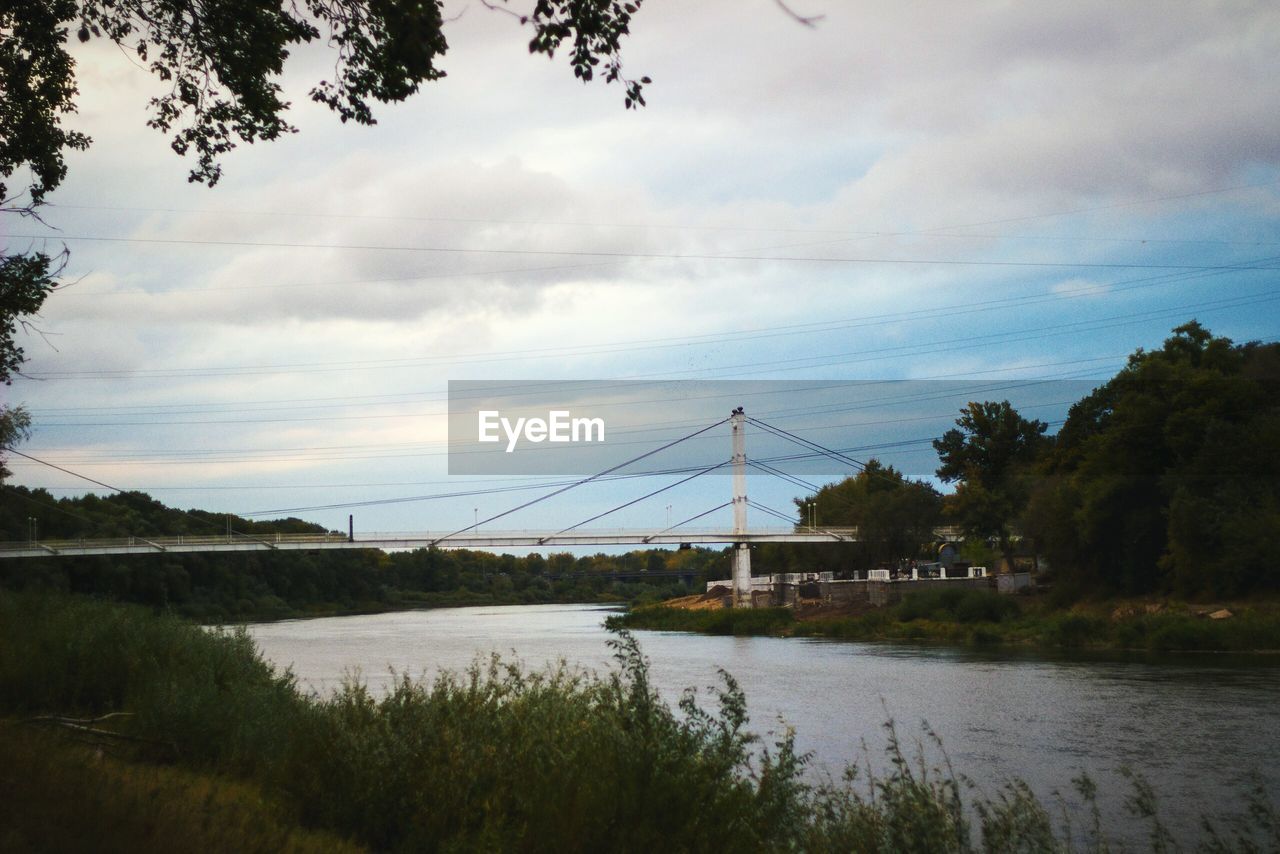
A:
0;0;652;390
0;406;31;484
1025;322;1280;596
933;401;1048;572
795;459;943;572
2;0;650;198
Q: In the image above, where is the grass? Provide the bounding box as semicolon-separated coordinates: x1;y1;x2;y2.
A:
612;589;1280;653
2;588;1278;851
605;604;796;635
0;725;364;853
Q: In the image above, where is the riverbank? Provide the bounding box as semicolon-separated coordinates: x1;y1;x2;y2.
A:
607;587;1280;652
212;588;630;625
6;588;1276;850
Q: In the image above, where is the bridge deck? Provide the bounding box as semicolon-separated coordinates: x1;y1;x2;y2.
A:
0;527;886;559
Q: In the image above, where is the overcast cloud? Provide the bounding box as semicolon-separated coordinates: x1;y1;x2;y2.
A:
5;0;1279;535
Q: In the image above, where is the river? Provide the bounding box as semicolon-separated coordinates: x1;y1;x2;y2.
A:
248;603;1280;841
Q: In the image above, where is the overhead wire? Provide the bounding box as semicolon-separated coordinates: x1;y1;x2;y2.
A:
45;176;1280;236
13;230;1280;273
20;248;1280;382
425;417;730;544
548;459;731;536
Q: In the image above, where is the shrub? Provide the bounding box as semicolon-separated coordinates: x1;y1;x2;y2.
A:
5;589;1279;852
898;589;1020;624
1042;614;1102;648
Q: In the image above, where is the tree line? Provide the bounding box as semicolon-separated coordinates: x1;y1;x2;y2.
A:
0;488;725;621
3;321;1276;611
779;322;1279;599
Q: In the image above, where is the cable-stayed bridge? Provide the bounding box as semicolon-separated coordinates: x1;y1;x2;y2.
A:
0;526;861;559
1;411;948;606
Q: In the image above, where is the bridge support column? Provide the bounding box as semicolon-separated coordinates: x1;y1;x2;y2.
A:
732;542;752;608
730;407;752;608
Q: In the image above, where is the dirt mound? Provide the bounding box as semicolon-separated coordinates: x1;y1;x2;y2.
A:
662;586;731;611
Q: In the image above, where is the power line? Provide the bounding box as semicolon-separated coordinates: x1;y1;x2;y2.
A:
46;176;1280;242
2;448;238;537
746;498;801;526
22;353;1128;418
14;231;1280;272
22;254;1273;382
548;459;730;536
12;395;1088;470
657;501;734;534
425;417;730;544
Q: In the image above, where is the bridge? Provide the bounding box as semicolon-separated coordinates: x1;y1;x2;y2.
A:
1;411;944;608
0;526;860;559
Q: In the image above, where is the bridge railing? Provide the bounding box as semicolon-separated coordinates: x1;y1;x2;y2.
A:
0;525;967;556
0;531;351;553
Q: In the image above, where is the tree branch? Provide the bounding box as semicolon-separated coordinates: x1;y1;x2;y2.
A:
773;0;824;28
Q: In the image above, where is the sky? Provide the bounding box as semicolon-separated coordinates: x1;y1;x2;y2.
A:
4;0;1280;542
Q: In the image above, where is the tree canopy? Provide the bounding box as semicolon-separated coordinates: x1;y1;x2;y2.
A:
1;0;649;201
800;459;942;565
0;0;651;473
933;400;1048;571
1025;322;1280;596
749;459;944;575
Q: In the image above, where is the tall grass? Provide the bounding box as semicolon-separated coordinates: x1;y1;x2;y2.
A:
605;604;795;635
1;589;1276;851
614;595;1280;652
897;588;1021;624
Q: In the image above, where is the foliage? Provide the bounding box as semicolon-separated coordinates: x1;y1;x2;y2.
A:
0;0;650;388
2;0;649;197
1026;322;1280;596
6;589;1277;851
617;597;1280;652
0;727;363;853
934;400;1048;571
0;404;31;483
0;485;719;620
896;587;1020;624
606;604;796;635
0;1;89;207
791;458;943;572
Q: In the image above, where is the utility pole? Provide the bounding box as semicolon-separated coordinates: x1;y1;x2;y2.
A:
730;407;752;608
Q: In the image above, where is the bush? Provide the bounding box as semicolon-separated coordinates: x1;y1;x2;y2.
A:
5;589;1278;852
0;590;300;772
1042;614;1102;648
606;605;795;636
898;588;1020;624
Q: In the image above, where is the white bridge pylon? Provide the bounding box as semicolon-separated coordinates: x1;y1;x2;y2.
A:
730;407;753;608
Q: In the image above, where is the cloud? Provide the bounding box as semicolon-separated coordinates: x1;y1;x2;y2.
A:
9;0;1280;530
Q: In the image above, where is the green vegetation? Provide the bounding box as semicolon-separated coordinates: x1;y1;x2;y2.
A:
0;486;725;621
4;588;1277;852
758;323;1280;601
1026;322;1280;598
606;604;796;635
0;726;363;853
615;592;1280;653
896;587;1022;624
934;400;1049;572
755;460;942;576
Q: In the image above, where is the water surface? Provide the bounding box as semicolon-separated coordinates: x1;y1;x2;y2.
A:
249;603;1280;839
